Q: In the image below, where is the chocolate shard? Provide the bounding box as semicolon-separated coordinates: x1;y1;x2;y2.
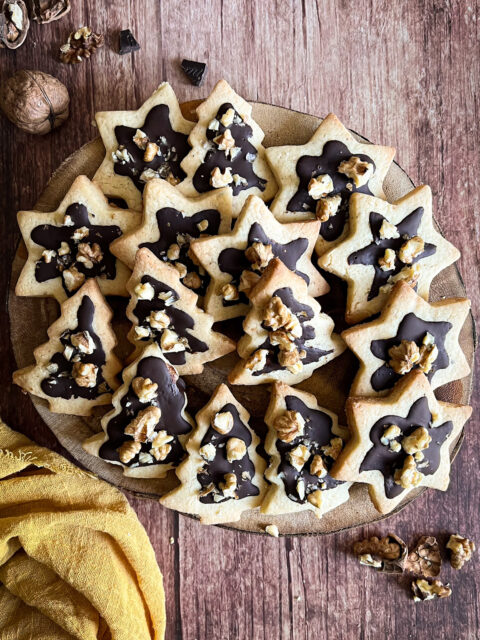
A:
118;29;140;55
181;59;207;86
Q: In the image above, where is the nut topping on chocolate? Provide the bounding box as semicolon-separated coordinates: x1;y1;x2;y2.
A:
310;454;328;478
411;578;451;602
210;166;233;188
244;348;268;372
353;533;408;573
307;489;323;508
238;269;260;294
388;340;421;375
245;241;274;271
199;442;216;462
315;195;342;222
337;156;374;187
62;265;85;292
308;174;334;199
212;410;234;435
135;281;155;300
150;430;173;461
378;248;396;271
226;437;247;463
273;410;305;443
148;309;170;330
70;330;95;354
143;141;159;162
72;362;97;388
321;437;343;461
219;472;237;497
287;444;310;471
446;534;475;570
401;427;432;455
405;536;441;577
221;282;239;301
213;128;235;151
393;454;423;489
118;440;141;464
379;219;400;240
132;376;158;403
76;242;103;269
124;406;161;442
398;236;425;264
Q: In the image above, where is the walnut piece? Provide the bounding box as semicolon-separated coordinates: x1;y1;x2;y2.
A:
337;156;374;187
132;376;158;403
307;489;323;509
263;296;301;337
321;437;343;461
388;340;421;375
76;242;103;269
70;330;95;354
124;406;161;442
315;194;341;222
353;533;408;573
238;269;260;294
212;411;234;435
394;455;424;489
287;444;310;471
148;310;170;330
72;362;97;388
379;220;400;240
62;265;85;292
417;341;438;375
118;440;141;464
199;442;216;462
244;349;268;372
278;347;303;373
135;281;155;300
143;141;159;162
402;427;432;455
210;166;233;188
226;437;247;463
411;578;451;602
405;536;441;577
245;242;274;270
60;26;104;64
308;174;334;199
167;243;180;260
150;430;173;461
213;128;235;150
160;328;188;352
273;410;305;443
220;108;235;127
378;248;396;271
398;236;425;264
221;282;239;301
389;263;421;289
269;329;294;351
310;454;327;478
446;534;475;570
133;128;148;149
380;424;402;452
265;524;279;537
183;272;202;289
219;472;237;497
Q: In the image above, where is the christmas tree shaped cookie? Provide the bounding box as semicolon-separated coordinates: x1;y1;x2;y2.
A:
262;383;351;518
126;248;235;374
83;343;193;478
93;82;194;210
161;384;267;524
228;259;345;386
13;279;121;416
178;79;277;214
16;175;141;303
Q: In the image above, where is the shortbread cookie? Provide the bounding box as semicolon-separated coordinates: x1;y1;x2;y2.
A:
13;279;121;416
318;186;461;323
262;383;351;518
110;178;233;296
265;113;395;255
342;281;470;397
15;176;141;304
161;383;267;524
189;195;329;321
228;259;345;385
126;248;235;374
82;343;193;478
93;82;194;210
177;79;277;215
331;371;472;514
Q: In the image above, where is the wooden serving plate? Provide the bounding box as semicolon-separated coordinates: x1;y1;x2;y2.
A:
8;102;476;535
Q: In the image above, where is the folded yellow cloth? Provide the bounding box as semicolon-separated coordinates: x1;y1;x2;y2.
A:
0;420;166;640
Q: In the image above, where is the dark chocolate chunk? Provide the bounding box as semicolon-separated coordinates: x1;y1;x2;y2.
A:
181;59;207;86
118;29;140;55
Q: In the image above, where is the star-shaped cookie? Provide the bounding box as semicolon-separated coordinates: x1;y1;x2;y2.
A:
125;248;235;374
228;259;345;386
13;279;121;416
110;178;233;297
189;195;329;321
261;382;351;518
16;175;141;303
265;113;395;255
161;383;268;524
330;371;472;514
177;79;277;215
93;82;194;211
342;281;471;397
318;186;461;323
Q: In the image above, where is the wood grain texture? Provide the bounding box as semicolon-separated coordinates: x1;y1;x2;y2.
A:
0;1;478;638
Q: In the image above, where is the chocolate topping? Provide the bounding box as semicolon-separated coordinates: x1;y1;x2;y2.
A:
348;208;436;300
41;295;108;400
287;140;375;240
140;207;221;295
113;104;190;192
254;287;332;375
32;202;122;295
360;397;453;499
192;102;266;196
218;222;309;307
370;313;452;392
197;402;259;504
118;29;140;55
276;396;344;503
181;59;207;86
99;355;191;466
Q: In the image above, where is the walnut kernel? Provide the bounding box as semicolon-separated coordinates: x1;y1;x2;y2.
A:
273;410;305;443
337;156;374;187
315;194;342;222
210;166;233;188
72;362;97;387
245;242;274;270
394;455;423;489
226;437;247;462
398;236;425;264
446;534;475;570
124;406;161;442
118;440;141;464
132;376;158;403
287;444;310;471
308;174;334;199
388;340;420;375
212;411;234;435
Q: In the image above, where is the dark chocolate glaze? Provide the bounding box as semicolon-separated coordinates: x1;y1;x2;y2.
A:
197;402;259;504
41;296;108;400
99;355;192;466
218;222;309;307
107;197;129;209
113;104;190;192
360;396;453;499
254;287;333;376
348;208;436;300
370;313;452;392
140;207;221;295
288;140;375;241
277;396;344;503
32;203;122;296
192;102;266;196
132;275;208;366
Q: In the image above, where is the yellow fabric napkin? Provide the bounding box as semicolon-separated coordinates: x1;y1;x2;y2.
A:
0;420;166;640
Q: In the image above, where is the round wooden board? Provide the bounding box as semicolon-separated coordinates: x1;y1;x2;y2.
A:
9;102;476;536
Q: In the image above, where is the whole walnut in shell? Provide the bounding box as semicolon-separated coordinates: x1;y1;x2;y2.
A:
0;69;69;134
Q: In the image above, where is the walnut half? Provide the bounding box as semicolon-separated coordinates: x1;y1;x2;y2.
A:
411;578;451;602
353;533;408;573
446;534;475;570
273;410;305;443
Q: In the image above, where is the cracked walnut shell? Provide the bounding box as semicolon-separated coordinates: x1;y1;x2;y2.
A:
405;536;441;577
353;533;407;573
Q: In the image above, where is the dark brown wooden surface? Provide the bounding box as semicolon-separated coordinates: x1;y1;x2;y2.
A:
0;1;478;638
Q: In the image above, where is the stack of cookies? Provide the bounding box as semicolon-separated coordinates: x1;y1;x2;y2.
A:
13;79;472;527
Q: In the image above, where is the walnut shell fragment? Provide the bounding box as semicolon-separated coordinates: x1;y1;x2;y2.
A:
411;578;451;602
0;70;69;134
0;0;29;49
405;535;441;578
353;533;407;574
26;0;70;23
446;534;475;570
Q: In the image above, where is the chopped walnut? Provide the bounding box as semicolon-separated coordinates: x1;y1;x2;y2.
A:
150;430;173;461
158;290;176;306
337;156;374;187
307;490;323;509
212;411;234;435
199;442;216;461
220;108;235;127
140;168;160;182
394;455;424;489
417;342;438;375
213;128;235;150
269;330;294;351
405;536;441;577
263;297;301;337
402;427;432;455
118;440;141;464
144;142;159;162
70;330;95;354
134;325;151;340
174;262;188;279
378;248;396;271
124;406;161;442
265;524;279;537
287;444;310;471
226;437;247;463
133;129;148;150
221;282;239;301
76;242;103;269
244;349;268;372
238;269;260;294
446;534;476;570
135;281;155;300
232;173;248;186
321;437;343;461
183;272;202;289
199;482;216;498
160;328;188;353
278;347;303;373
58;241;70;256
353;533;408;573
388;340;420;375
63;214;74;227
411;578;451;602
380;424;402;447
132;376;158;403
63;266;85;292
389;263;421;289
398;236;425;264
273;410;305;443
148;310;170;330
72;226;90;242
308;174;334;199
151;430;173;449
310;454;328;478
197;219;209;232
72;362;97;388
245;242;274;270
167;243;180;260
219;472;237;497
42;249;56;263
210;166;233;188
138;452;154;465
315;194;342;222
379;220;400;240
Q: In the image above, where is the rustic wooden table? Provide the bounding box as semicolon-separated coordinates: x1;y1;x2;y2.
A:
1;1;478;638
